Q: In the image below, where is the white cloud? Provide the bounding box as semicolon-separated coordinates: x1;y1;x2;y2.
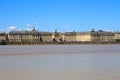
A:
0;28;4;32
26;28;32;31
6;26;16;32
26;24;32;28
25;24;33;31
7;26;16;30
106;30;112;32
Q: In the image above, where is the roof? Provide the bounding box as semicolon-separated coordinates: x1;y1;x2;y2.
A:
65;32;76;36
76;32;90;35
9;31;53;36
0;33;6;36
114;32;120;34
39;32;53;36
65;32;90;36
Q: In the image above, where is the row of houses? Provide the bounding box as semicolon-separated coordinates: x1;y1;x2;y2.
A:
0;29;120;44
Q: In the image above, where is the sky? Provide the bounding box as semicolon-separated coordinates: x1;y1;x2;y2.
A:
0;0;120;32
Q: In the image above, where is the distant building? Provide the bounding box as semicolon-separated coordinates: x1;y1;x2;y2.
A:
9;30;39;43
4;28;118;44
114;32;120;41
64;31;77;42
39;32;54;42
54;29;65;42
0;33;7;44
64;31;91;42
0;33;7;41
91;30;115;42
76;32;91;42
9;29;54;43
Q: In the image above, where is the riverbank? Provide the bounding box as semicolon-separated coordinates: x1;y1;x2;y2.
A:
4;41;120;45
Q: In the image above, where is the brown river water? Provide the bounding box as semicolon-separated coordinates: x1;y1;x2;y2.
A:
0;45;120;80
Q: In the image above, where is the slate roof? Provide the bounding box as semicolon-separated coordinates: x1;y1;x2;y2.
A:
9;31;53;36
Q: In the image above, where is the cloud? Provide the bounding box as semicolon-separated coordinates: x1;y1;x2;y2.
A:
26;24;32;31
0;28;4;32
106;30;112;32
6;26;16;32
7;26;16;30
25;28;32;31
26;24;32;28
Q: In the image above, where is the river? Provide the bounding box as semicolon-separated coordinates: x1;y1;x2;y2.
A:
0;45;120;80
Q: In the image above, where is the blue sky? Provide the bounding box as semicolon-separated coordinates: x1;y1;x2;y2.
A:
0;0;120;32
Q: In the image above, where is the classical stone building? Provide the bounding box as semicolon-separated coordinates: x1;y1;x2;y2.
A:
76;32;91;42
64;31;91;42
114;32;120;41
91;30;115;42
9;30;54;43
65;29;115;43
59;33;65;41
9;30;39;43
0;33;7;41
54;30;65;41
4;28;118;44
64;32;77;42
0;33;8;44
39;32;54;42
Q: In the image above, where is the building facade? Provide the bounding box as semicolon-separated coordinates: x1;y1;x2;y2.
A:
64;32;77;42
0;33;8;44
114;32;120;41
64;32;91;42
54;30;65;42
39;32;54;42
9;31;39;43
0;33;7;42
9;30;54;43
76;32;91;42
1;29;117;44
91;30;115;42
